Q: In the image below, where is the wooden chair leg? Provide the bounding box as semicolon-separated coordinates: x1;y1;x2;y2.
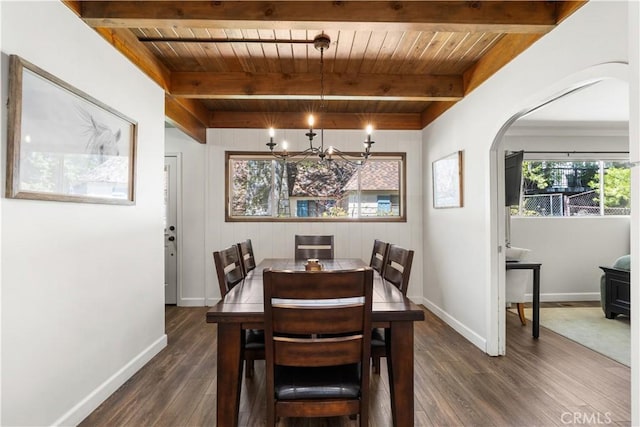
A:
517;303;527;326
245;360;254;378
372;355;381;374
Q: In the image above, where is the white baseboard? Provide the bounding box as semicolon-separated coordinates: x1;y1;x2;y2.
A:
420;297;487;353
179;297;206;307
524;292;601;302
51;334;168;427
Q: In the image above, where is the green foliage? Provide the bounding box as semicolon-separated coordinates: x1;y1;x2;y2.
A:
322;206;348;217
588;165;631;208
522;161;549;190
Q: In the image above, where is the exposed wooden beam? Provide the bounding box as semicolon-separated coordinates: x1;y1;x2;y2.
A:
61;0;82;16
170;72;463;101
80;1;558;33
209;111;422;130
462;33;543;95
165;95;207;144
93;27;171;91
555;1;588;24
420;101;457;128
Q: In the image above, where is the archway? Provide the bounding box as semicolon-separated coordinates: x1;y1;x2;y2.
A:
488;62;630;355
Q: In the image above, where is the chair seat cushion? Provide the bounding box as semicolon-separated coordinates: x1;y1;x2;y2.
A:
244;329;265;349
274;364;360;400
371;328;386;347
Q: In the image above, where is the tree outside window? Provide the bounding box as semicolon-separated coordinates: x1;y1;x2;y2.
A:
517;159;631;216
226;152;405;222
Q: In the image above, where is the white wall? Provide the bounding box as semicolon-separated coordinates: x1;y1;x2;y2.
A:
164;127;206;306
1;3;166;426
503;126;630;300
510;216;630;300
628;1;640;422
204;128;423;304
421;1;631;352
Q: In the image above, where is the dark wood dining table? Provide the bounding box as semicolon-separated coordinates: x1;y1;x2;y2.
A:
206;258;425;426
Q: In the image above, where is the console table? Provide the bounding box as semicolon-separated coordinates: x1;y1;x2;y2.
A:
506;261;542;338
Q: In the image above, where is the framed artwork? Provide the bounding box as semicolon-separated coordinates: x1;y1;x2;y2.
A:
432;150;463;208
6;55;137;205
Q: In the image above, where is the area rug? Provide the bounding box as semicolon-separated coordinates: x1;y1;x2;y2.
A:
515;307;630;366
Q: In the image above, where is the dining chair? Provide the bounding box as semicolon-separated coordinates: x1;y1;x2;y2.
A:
213;245;245;297
372;244;414;374
213;245;264;378
263;268;373;426
294;234;334;260
236;238;257;277
369;239;389;275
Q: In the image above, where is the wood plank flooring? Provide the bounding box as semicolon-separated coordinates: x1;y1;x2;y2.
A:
79;304;630;426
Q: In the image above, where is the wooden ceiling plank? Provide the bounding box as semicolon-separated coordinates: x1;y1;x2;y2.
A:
274;29;295;74
345;30;372;75
445;32;502;75
207;29;243;72
169;72;463;100
359;31;387;75
331;30;355;75
290;29;310;74
165;95;207;143
209;111;422;130
423;32;470;75
80;1;558;34
190;28;229;72
370;31;405;74
399;31;439;74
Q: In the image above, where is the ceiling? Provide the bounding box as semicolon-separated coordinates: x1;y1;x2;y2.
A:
63;1;586;143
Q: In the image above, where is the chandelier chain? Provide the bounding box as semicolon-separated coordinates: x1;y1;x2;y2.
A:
266;32;375;165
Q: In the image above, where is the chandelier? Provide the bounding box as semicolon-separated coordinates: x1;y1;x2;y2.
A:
266;33;376;164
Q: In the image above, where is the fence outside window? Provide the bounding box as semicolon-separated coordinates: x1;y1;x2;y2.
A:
514;159;631;217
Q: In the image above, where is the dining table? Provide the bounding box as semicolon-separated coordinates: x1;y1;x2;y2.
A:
206;258;425;426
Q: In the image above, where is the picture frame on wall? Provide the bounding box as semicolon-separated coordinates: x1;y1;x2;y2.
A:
6;55;137;205
432;150;463;208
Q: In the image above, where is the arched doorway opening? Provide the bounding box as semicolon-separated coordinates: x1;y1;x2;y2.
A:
488;62;630;355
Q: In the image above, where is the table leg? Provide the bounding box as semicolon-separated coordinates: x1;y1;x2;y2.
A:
216;323;243;427
532;267;540;339
386;321;415;427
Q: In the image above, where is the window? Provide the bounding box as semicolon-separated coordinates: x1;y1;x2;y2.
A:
514;159;631;216
226;152;406;222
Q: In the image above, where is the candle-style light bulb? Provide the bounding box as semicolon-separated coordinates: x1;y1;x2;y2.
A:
308;115;315;128
366;124;373;135
267;127;276;151
282;140;288;151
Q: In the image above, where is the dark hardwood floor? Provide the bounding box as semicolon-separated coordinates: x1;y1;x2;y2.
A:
79;304;630;426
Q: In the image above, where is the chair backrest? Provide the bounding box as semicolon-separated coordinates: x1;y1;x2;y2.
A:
236;239;256;276
294;235;334;260
213;245;245;297
369;239;389;275
263;268;373;421
382;244;414;296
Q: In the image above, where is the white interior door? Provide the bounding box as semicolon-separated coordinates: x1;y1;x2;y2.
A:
164;155;179;304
